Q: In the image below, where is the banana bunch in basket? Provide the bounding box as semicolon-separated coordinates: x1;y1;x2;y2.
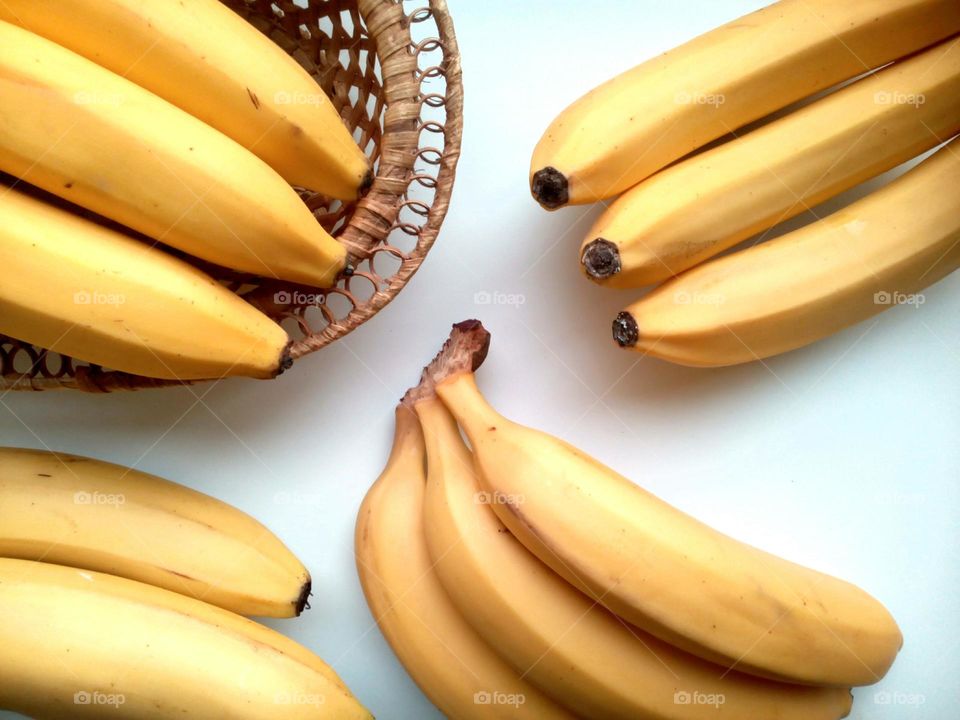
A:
0;0;371;381
531;0;960;367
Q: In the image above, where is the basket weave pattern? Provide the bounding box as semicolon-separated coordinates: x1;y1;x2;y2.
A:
0;0;462;392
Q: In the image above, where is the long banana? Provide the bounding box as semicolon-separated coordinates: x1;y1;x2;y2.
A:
0;558;371;719
355;404;575;719
614;137;960;366
530;0;960;208
0;447;309;618
0;185;290;381
427;324;902;687
416;395;853;720
582;38;960;287
0;0;371;199
0;20;345;287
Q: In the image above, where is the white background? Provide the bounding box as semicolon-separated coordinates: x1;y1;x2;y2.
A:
2;1;959;718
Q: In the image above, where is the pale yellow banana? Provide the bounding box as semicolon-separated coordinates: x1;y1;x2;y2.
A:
583;38;960;287
355;405;574;720
417;396;853;720
615;137;960;366
0;558;371;719
0;184;290;381
0;447;309;617
0;0;371;199
531;0;960;208
0;20;345;287
435;367;902;687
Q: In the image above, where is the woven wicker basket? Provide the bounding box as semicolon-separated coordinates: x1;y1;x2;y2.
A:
0;0;462;392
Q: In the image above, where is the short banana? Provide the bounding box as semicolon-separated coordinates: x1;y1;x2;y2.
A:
582;38;960;287
355;404;574;719
0;558;371;719
614;137;960;366
0;447;309;617
416;396;853;720
0;20;345;287
0;184;290;381
428;326;901;687
0;0;371;199
530;0;960;208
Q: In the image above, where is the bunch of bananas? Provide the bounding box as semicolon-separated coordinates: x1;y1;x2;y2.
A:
0;447;371;718
531;0;960;367
0;0;371;381
357;321;901;718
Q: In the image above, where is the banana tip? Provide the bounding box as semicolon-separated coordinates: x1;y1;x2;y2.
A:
531;166;568;209
295;578;312;616
359;169;374;197
612;311;639;348
582;238;621;279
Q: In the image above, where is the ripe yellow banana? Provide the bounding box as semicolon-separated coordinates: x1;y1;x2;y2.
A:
0;184;290;381
614;137;960;366
355;404;575;719
416;396;853;720
429;327;902;687
0;447;309;618
530;0;960;208
0;0;371;199
0;20;345;287
0;558;371;719
582;38;960;288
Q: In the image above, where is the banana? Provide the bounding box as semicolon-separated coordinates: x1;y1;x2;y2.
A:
0;447;309;618
427;323;902;687
0;558;370;719
0;0;371;199
614;137;960;366
0;184;290;381
530;0;960;208
355;404;574;720
582;38;960;287
416;395;854;720
0;20;346;287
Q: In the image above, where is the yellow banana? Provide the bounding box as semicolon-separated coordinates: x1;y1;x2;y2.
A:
0;558;371;719
428;325;901;687
0;447;309;618
0;184;290;381
416;396;853;720
530;0;960;208
583;38;960;287
0;0;371;199
0;20;345;287
614;137;960;366
355;404;575;719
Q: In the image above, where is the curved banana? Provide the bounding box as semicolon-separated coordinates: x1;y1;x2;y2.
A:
530;0;960;208
355;404;574;720
0;20;345;287
614;137;960;366
0;185;290;381
0;558;371;719
417;396;853;720
0;447;309;618
431;349;902;687
582;38;960;287
0;0;371;199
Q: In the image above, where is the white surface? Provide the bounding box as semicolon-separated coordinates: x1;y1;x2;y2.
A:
2;1;959;718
